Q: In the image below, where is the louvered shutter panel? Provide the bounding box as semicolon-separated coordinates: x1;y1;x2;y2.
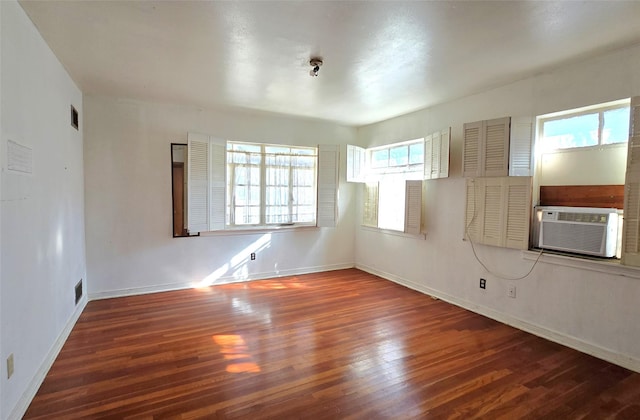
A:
463;121;482;177
622;96;640;266
465;178;482;242
187;132;210;233
509;117;534;176
483;117;510;177
347;144;366;183
482;178;505;246
430;131;441;179
317;144;339;227
505;177;532;249
439;128;451;178
404;180;422;234
423;134;433;180
465;176;531;249
363;182;379;227
209;137;227;231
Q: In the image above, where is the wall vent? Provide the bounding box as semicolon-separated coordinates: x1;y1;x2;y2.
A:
71;105;79;130
75;279;83;305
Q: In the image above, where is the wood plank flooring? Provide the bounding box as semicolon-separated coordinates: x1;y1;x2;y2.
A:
25;269;640;419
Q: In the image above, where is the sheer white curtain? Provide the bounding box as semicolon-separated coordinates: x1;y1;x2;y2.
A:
228;149;261;225
265;152;291;224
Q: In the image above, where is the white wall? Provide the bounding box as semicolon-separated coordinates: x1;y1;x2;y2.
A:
84;96;357;298
356;43;640;372
1;2;87;419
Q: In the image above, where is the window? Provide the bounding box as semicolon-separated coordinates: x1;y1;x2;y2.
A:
227;142;317;226
538;101;630;151
530;98;636;261
362;139;425;234
349;130;450;235
186;133;338;233
368;140;424;175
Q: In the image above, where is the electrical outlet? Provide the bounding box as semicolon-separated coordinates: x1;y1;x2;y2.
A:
479;278;486;289
508;285;517;298
7;354;14;379
250;252;256;261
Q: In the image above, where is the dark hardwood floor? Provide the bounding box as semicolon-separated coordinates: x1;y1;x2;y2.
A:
25;269;640;419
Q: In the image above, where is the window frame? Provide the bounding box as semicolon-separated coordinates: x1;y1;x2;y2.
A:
367;138;425;176
537;99;630;152
226;141;318;228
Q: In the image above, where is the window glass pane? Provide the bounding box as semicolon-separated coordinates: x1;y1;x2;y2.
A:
235;207;260;225
377;179;405;232
293;155;315;168
389;146;408;166
293;168;314;186
409;143;424;165
265;146;290;154
292;148;316;156
250;186;260;203
542;113;599;149
293;186;314;205
603;107;630;144
231;143;261;153
266;205;290;224
371;149;389;168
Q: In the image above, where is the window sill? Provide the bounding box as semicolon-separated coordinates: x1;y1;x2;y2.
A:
199;224;318;237
521;249;640;279
360;225;426;240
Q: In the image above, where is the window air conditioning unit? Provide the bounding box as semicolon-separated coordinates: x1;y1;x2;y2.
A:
537;206;622;258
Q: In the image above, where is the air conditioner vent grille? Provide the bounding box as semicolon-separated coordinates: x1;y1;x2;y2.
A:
541;222;605;254
557;212;608;224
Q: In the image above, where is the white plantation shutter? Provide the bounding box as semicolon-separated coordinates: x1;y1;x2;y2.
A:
463;121;482;177
347;144;366;183
482;181;504;246
424;134;433;180
463;118;510;177
439;128;451;178
483;117;510;177
363;182;379;227
187;132;210;233
425;128;450;180
317;144;339;227
209;137;227;231
505;177;531;249
622;96;640;266
404;180;423;234
464;176;531;250
509;117;534;176
430;131;441;179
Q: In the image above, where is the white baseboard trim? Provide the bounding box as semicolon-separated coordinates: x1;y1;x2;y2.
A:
89;263;355;301
8;297;89;420
356;263;640;374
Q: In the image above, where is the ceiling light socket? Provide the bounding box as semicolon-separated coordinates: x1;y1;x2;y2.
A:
309;58;323;77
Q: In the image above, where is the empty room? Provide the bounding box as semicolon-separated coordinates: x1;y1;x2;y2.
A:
3;1;640;418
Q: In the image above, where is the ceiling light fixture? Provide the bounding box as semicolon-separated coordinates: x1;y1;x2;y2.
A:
309;58;323;77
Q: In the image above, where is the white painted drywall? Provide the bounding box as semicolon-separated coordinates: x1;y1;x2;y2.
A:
356;43;640;370
1;2;87;418
84;96;357;298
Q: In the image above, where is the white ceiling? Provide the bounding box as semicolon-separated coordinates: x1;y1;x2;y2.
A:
19;1;640;127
